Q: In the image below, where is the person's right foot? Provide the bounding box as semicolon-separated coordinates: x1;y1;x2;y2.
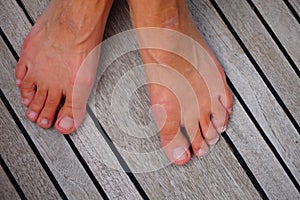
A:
128;0;232;165
16;0;113;133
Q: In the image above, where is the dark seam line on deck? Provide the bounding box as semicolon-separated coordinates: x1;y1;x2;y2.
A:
221;133;268;200
211;0;300;190
64;135;109;200
10;4;110;198
0;28;19;61
0;154;27;199
0;89;68;200
226;77;300;192
209;0;300;133
247;0;300;78
87;105;150;200
282;0;300;24
15;0;35;25
0;32;69;200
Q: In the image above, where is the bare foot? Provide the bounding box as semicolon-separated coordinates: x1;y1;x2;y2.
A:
16;0;113;133
128;0;232;165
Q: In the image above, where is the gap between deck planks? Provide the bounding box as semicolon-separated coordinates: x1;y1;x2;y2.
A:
251;0;300;72
93;0;300;198
0;13;144;200
1;0;261;199
288;0;300;16
0;158;21;200
0;91;62;199
0;0;298;198
211;0;300;181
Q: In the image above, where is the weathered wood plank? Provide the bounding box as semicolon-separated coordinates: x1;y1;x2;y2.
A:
0;2;104;197
289;0;300;15
0;165;20;200
18;0;261;199
5;0;299;199
212;0;300;181
69;115;143;200
95;51;261;199
1;0;144;199
0;37;102;200
94;0;297;199
0;87;61;199
215;0;300;123
95;0;299;198
252;0;300;69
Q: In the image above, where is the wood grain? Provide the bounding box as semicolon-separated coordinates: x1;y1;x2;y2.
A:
212;0;300;182
0;2;103;197
17;0;261;199
1;0;299;199
0;165;20;200
289;0;300;15
252;0;300;69
94;0;298;199
0;85;61;199
1;0;144;199
214;0;300;123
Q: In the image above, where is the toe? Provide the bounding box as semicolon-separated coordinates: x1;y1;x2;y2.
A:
200;114;220;146
160;121;191;165
220;85;233;114
55;90;87;134
37;89;62;128
211;99;229;134
19;80;36;107
15;60;28;86
184;120;208;157
26;87;48;122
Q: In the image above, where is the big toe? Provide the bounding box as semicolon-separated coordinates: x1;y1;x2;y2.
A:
55;91;87;134
157;117;191;165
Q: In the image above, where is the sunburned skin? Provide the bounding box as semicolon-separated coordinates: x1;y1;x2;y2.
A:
16;0;113;133
15;0;232;165
128;0;232;165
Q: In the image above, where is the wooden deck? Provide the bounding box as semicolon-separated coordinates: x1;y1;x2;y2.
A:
0;0;299;199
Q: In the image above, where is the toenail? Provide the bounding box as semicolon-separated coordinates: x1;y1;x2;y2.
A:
197;143;209;157
59;117;74;130
16;79;21;85
198;148;208;157
27;111;37;119
39;118;49;126
172;147;187;161
22;98;30;105
217;126;227;134
207;136;220;146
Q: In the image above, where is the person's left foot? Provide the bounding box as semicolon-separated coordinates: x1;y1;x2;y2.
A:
128;0;232;165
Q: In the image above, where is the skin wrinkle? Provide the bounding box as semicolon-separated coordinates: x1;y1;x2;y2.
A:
15;0;232;165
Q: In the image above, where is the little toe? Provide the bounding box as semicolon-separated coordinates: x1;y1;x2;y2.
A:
211;99;229;134
220;86;233;114
19;81;36;107
200;115;220;146
37;90;62;128
15;60;28;86
26;87;48;122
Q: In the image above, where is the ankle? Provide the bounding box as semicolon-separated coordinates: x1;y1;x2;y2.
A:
128;0;190;28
